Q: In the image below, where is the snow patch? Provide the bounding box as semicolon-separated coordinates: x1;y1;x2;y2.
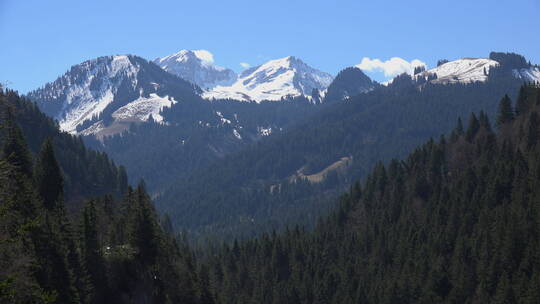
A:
216;111;231;124
233;129;242;140
203;56;333;102
112;93;177;123
416;58;499;84
55;56;140;133
258;126;272;136
513;67;540;83
79;121;105;137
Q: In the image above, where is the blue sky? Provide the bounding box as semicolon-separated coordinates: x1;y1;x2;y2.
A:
1;0;539;93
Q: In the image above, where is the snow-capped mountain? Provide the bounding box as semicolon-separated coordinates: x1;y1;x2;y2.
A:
203;56;333;102
415;58;499;84
154;50;237;89
412;56;540;85
513;66;540;83
28;55;200;136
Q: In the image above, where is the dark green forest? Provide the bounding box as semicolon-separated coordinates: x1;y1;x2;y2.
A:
0;89;209;303
2;80;540;303
86;97;318;193
156;53;530;239
201;84;540;303
0;89;126;211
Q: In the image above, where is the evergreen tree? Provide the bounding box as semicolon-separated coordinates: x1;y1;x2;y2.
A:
527;112;539;148
117;165;128;196
202;86;540;304
131;184;160;267
31;214;79;304
465;113;480;141
82;200;108;303
34;138;64;210
456;117;465;135
479;111;492;132
0;158;49;303
1;110;33;177
515;85;530;115
496;94;514;127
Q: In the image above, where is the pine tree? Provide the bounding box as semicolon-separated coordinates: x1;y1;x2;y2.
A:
0;159;48;303
1;110;33;177
117;165;128;196
34;138;64;210
31;214;79;304
527;112;539;149
161;213;174;236
515;85;530;115
450;118;465;141
496;95;514;127
465;113;480;141
455;117;464;135
131;184;160;267
82;200;108;303
479;111;492;132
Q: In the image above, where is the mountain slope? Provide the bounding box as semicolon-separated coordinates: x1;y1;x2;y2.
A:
0;104;205;302
324;67;378;102
157;53;531;238
415;58;499;84
28;55;200;136
414;52;540;85
203;56;333;102
154;49;237;89
85;99;319;193
0;88;126;209
205;84;540;303
513;66;540;83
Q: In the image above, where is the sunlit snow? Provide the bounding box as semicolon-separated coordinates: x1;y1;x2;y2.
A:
57;55;139;133
112;93;177;123
416;58;499;84
233;129;242;140
203;56;333;102
513;67;540;83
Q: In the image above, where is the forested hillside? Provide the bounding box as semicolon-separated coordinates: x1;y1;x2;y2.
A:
87;97;318;192
201;84;540;303
0;89;125;210
157;54;530;238
0;89;209;303
2;84;539;303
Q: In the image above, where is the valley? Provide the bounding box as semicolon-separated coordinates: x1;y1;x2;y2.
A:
1;2;539;301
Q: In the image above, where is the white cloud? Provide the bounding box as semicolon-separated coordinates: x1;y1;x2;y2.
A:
356;57;426;77
239;62;250;69
193;50;214;63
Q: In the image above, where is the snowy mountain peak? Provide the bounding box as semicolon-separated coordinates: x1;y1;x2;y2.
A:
154;50;237;89
29;55;199;136
204;56;333;102
29;55;141;133
156;50;213;66
416;58;499;84
265;55;300;67
513;66;540;83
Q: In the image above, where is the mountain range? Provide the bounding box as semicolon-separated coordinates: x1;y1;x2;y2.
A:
25;51;540;236
154;52;537;237
6;74;540;304
202;56;334;102
29;50;540;138
28;55;200;137
153;50;237;89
